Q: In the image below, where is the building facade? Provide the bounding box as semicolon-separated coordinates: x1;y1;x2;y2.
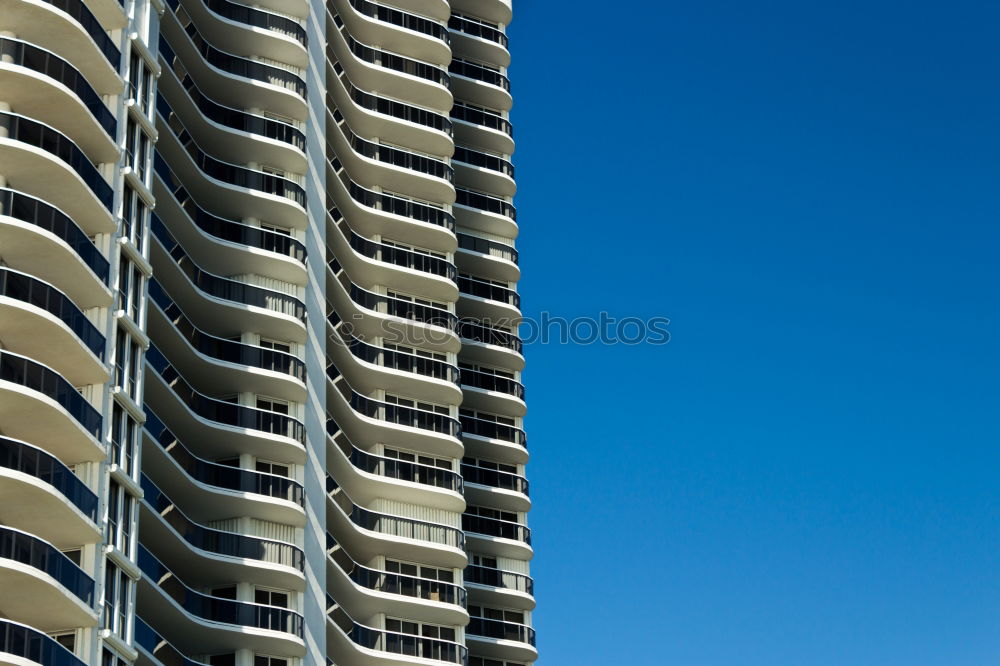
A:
0;0;533;664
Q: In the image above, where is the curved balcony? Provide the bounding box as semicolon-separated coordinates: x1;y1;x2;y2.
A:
0;436;100;546
458;273;518;308
140;474;305;589
0;267;106;384
174;0;307;69
448;58;510;110
328;10;449;111
0;37;117;160
149;280;306;393
147;342;305;444
464;564;534;605
466;613;536;662
0;350;102;462
0;619;86;666
334;318;460;385
454;187;516;238
329;108;453;203
454;233;518;284
455;187;515;220
0;111;115;232
327;598;467;666
327;479;466;569
151;215;307;341
138;545;305;654
326;534;467;627
336;0;450;65
459;367;523;400
0;526;96;630
0;188;110;297
159;16;306;122
461;459;528;514
447;13;508;69
457;319;524;371
463;512;529;544
135;617;211;666
327;61;452;156
154;158;307;285
157;93;307;214
0;0;121;90
449;13;506;48
460;412;525;448
450;102;513;155
452;145;514;197
158;42;306;160
143;408;306;525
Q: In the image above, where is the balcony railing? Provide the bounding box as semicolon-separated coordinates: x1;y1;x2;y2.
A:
0;619;87;666
147;342;306;444
331;63;452;135
328;478;465;550
330;261;457;330
203;0;307;46
158;94;307;207
158;41;306;151
149;279;306;381
452;145;514;178
152;215;307;323
448;13;507;48
328;157;455;230
330;109;453;181
327;533;466;607
330;209;457;281
142;474;305;570
467;615;535;647
37;0;121;65
331;13;447;86
330;315;460;384
346;0;449;44
0;526;94;604
459;367;523;399
0;111;113;210
464;564;533;597
176;14;307;98
449;58;509;92
456;232;517;265
135;617;211;666
450;102;512;137
154;156;306;263
0;188;110;284
459;414;526;448
457;319;522;354
0;350;101;439
0;436;98;521
458;273;519;308
328;598;466;664
328;365;461;438
145;408;305;506
139;545;304;635
0;267;105;359
455;187;516;221
0;38;117;137
461;462;528;495
327;419;463;493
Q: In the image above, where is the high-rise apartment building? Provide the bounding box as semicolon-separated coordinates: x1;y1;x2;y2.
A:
0;0;534;664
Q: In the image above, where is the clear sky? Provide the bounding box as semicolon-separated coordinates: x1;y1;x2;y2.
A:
507;1;1000;664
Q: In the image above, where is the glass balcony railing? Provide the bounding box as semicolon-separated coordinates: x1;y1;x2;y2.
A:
457;319;523;354
142;474;305;570
347;0;449;45
157;94;307;207
449;59;509;92
0;436;98;521
461;462;528;495
330;208;457;281
138;545;304;635
464;564;533;596
0;111;113;210
455;187;516;221
0;38;117;138
0;350;101;439
159;40;306;151
203;0;307;46
0;526;94;604
331;13;447;86
327;532;466;606
135;617;211;666
456;232;517;265
452;145;514;178
328;598;466;664
459;368;523;400
467;615;535;647
330;109;453;181
149;279;306;380
448;13;508;48
146;343;306;444
0;619;86;666
329;260;457;330
328;364;462;438
327;478;465;550
458;273;519;308
330;314;460;383
36;0;121;65
463;512;530;544
152;215;307;323
0;267;105;359
0;188;110;283
145;408;305;506
331;63;452;135
459;414;526;448
450;102;512;138
327;419;463;493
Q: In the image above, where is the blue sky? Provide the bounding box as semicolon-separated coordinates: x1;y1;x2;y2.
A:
508;1;1000;664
